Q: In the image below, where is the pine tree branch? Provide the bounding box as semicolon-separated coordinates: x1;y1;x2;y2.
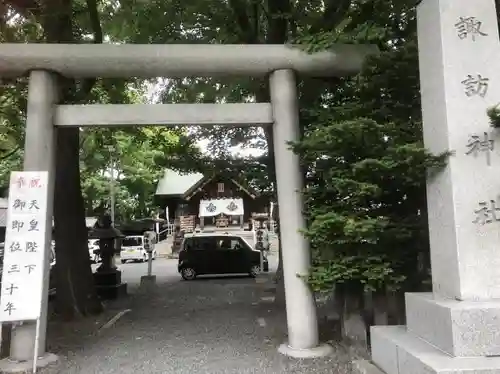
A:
0;146;20;161
311;0;352;33
227;0;259;43
0;3;20;41
265;0;290;43
3;0;41;18
86;0;103;44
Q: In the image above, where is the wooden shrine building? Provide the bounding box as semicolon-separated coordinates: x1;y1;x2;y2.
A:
155;169;269;229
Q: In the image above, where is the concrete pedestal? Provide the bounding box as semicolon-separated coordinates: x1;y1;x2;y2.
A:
352;360;384;374
0;353;58;373
366;293;500;373
5;322;58;372
93;270;127;300
278;343;334;359
140;275;157;292
370;327;500;373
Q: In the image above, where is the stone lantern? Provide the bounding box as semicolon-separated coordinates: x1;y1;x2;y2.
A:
89;214;127;299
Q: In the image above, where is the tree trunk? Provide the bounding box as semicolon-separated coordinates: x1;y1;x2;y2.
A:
54;128;103;319
42;0;103;319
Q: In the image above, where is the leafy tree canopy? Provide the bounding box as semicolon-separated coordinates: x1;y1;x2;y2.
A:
0;0;455;315
294;3;449;293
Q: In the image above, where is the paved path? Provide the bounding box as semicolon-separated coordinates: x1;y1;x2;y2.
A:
42;257;362;373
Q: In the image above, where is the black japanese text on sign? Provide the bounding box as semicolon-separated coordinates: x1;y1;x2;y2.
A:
0;171;49;322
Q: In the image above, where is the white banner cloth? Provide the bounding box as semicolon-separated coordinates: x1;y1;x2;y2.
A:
199;198;244;217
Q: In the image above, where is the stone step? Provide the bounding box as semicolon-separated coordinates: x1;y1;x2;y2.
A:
371;325;500;374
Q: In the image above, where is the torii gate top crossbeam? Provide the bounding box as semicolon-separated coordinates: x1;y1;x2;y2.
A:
0;44;377;78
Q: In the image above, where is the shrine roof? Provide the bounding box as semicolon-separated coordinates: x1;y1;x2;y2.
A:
155;169;205;196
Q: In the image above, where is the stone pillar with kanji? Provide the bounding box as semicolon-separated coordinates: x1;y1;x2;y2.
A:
365;0;500;373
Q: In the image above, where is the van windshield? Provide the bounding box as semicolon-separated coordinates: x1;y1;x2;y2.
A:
122;237;142;247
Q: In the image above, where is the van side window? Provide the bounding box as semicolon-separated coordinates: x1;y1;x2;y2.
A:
216;237;242;251
192;237;215;250
236;238;247;250
183;238;192;251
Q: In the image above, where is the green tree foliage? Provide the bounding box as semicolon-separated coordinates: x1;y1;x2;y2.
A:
294;2;449;293
0;14;28;192
80;126;201;221
0;86;24;194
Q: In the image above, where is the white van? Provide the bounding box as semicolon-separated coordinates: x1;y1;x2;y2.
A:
120;235;157;263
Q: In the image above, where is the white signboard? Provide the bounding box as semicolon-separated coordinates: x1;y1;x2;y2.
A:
0;171;49;322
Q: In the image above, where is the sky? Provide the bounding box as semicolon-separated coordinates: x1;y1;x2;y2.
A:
196;138;264;158
145;79;265;158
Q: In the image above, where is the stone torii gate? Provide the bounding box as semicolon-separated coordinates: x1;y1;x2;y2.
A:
0;43;375;370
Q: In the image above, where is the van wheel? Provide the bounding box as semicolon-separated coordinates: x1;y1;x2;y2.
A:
121;260;126;264
181;267;196;280
249;265;260;278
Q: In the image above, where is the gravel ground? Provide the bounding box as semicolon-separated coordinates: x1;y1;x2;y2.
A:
39;273;365;374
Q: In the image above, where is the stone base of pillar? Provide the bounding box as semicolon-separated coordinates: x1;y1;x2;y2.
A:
0;353;58;373
368;292;500;373
93;270;127;300
370;326;500;373
351;360;384;374
139;275;157;291
278;342;334;359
